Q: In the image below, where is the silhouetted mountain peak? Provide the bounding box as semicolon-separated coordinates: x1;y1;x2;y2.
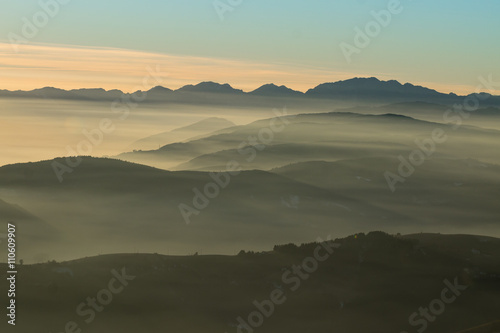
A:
250;83;303;96
306;77;441;100
177;81;243;94
148;86;173;93
31;87;67;93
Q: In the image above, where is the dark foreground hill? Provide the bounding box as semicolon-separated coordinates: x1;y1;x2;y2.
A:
1;232;498;333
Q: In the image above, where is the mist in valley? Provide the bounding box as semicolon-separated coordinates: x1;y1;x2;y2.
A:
1;95;500;266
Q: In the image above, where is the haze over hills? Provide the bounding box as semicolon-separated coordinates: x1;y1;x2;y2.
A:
1;77;499;106
2;100;499;266
1;147;499;264
0;157;408;258
333;102;500;130
2;77;499;333
0;198;57;258
2;78;499;333
117;110;500;171
273;156;500;232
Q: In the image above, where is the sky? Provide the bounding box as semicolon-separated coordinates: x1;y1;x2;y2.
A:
0;0;499;94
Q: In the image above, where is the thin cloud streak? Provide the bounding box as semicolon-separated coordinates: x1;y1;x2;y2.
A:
0;42;355;93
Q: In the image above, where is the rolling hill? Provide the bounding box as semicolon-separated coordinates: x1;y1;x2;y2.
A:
0;157;405;263
272;156;500;235
117;111;500;171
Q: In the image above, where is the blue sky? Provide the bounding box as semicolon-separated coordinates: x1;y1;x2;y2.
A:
1;0;499;93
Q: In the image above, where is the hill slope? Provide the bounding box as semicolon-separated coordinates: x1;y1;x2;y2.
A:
0;157;402;262
118;111;500;171
3;232;499;333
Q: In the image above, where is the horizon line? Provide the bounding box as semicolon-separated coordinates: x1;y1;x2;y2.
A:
0;77;494;97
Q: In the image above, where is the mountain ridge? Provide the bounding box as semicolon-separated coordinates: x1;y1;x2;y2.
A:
2;78;499;105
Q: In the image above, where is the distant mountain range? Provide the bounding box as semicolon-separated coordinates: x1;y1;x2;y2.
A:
2;77;499;106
